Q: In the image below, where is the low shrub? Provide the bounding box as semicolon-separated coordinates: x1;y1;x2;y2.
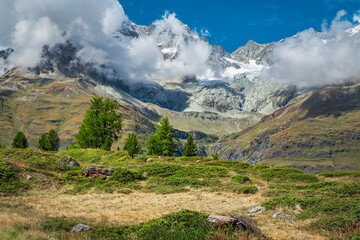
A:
139;163;181;177
0;160;28;195
232;174;251;183
110;168;145;184
175;165;229;178
233;185;258;194
258;167;303;181
284;173;319;183
42;218;78;232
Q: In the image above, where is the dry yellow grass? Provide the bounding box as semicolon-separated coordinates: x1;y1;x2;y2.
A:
0;186;327;240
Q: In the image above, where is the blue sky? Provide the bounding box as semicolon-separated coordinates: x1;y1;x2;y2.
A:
119;0;360;52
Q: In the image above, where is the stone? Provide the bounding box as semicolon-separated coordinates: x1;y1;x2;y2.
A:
26;175;33;180
246;206;265;214
72;224;96;233
60;156;80;168
196;160;201;163
146;158;153;162
207;215;236;225
272;212;292;219
82;167;115;178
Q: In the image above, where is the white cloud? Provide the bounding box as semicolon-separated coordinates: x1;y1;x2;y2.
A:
0;0;212;82
263;10;360;87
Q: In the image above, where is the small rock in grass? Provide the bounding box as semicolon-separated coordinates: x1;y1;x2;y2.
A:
72;224;96;233
272;212;292;219
26;175;33;180
207;215;236;224
196;160;201;163
146;158;153;162
246;206;265;214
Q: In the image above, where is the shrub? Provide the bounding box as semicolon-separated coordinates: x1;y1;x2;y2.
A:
163;176;208;188
139;163;181;177
258;167;303;181
176;165;229;178
284;173;319;183
232;174;251;183
234;186;258;194
110;168;145;184
0;160;28;195
42;218;78;232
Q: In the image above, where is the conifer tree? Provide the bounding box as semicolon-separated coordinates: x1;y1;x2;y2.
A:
12;131;28;149
183;134;197;157
124;133;142;158
146;116;177;156
47;129;60;151
38;133;49;151
76;96;122;150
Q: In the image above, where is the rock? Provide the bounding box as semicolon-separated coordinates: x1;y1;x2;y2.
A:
61;156;80;168
207;215;236;225
26;175;33;180
196;160;201;163
72;224;96;233
246;206;265;214
272;212;292;219
82;167;115;178
146;158;153;162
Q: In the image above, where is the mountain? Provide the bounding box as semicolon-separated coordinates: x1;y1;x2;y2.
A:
211;81;360;173
1;17;360;160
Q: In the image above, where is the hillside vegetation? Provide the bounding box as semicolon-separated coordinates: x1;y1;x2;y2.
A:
213;82;360;173
1;148;359;239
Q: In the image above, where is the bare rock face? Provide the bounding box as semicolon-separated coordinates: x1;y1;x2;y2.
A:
82;167;115;178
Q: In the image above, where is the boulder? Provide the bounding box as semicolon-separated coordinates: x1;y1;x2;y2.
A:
272;212;292;219
82;167;115;178
72;224;96;233
207;215;236;225
60;156;80;168
246;206;265;214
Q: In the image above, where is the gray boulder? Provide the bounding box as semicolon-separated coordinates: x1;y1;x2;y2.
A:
82;167;115;178
72;224;96;233
272;212;292;219
246;205;265;214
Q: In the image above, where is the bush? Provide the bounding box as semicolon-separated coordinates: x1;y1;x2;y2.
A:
42;218;78;232
258;167;303;181
232;174;251;183
284;173;319;183
176;165;229;178
0;160;28;195
163;176;208;188
260;195;323;210
233;186;258;194
110;168;145;184
139;163;181;177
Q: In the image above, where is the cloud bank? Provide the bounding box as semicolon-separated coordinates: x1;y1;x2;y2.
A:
0;0;211;82
264;10;360;87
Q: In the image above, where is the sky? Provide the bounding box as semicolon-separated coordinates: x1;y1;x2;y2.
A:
119;0;360;52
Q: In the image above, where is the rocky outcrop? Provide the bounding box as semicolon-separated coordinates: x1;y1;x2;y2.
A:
82;167;115;178
232;40;274;64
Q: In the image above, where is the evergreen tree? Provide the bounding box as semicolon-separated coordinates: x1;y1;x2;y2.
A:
76;96;122;150
146;116;177;156
48;129;60;151
12;131;28;149
38;129;60;151
38;133;49;151
183;134;197;157
124;133;142;158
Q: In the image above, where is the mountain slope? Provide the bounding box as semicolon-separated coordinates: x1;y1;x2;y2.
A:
212;82;360;173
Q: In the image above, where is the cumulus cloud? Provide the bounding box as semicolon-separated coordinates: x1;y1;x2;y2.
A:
263;10;360;87
0;0;212;82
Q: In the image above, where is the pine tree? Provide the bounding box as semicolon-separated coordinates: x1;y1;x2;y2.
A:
38;133;49;151
12;131;28;149
146;116;177;156
47;129;60;151
183;134;197;157
76;96;122;150
124;133;141;158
